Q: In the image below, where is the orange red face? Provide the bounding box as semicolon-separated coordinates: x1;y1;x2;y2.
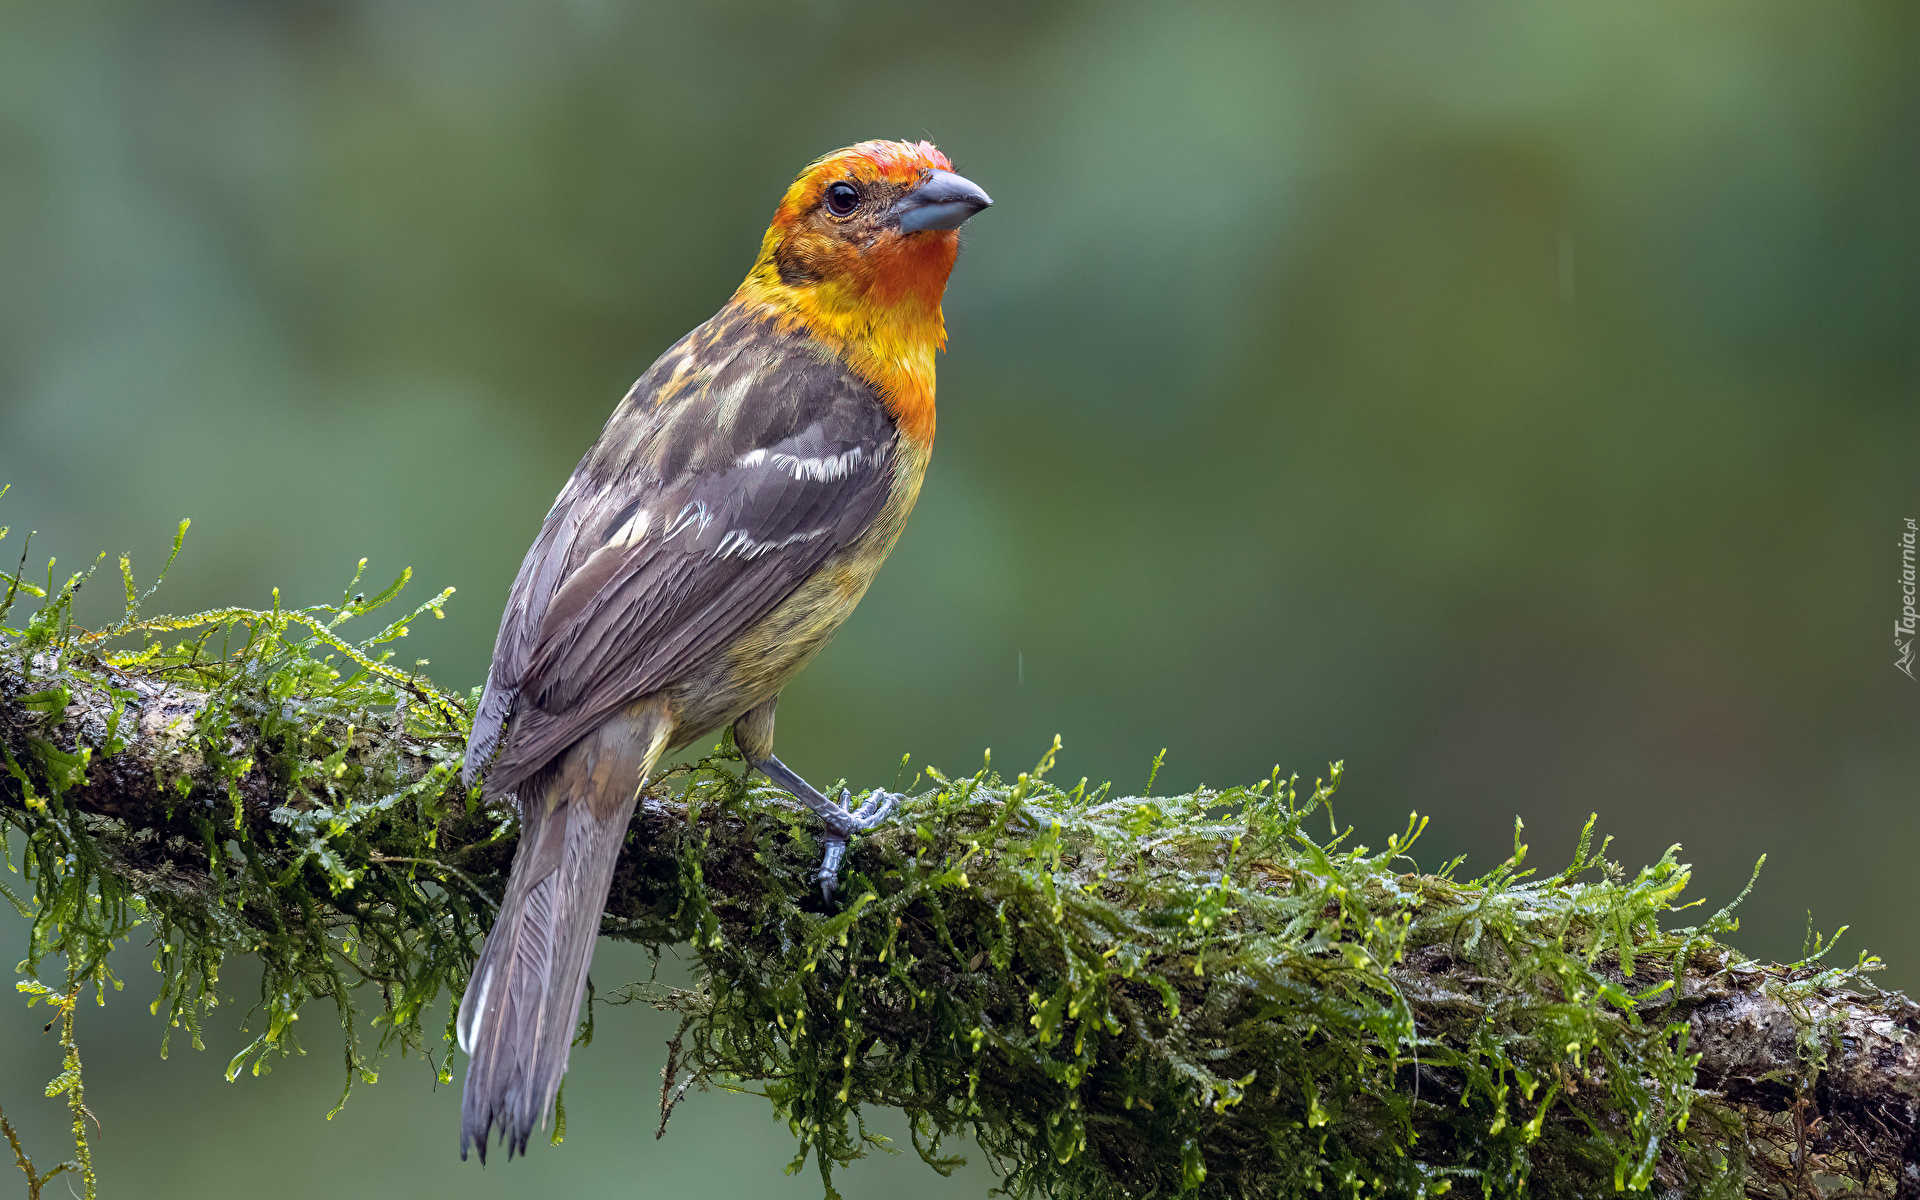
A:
759;140;992;310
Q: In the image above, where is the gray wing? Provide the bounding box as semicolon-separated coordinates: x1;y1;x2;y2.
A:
464;310;898;795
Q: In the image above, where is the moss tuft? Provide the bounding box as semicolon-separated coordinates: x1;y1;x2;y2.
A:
642;748;1763;1198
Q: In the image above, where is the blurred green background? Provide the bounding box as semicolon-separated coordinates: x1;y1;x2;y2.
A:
2;1;1916;1196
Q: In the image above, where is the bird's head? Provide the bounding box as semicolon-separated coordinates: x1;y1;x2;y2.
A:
741;140;991;331
734;141;991;444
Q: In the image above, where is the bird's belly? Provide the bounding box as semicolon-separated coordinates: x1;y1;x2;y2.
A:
663;548;887;749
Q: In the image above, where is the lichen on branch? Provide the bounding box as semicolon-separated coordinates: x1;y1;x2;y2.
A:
2;521;1918;1198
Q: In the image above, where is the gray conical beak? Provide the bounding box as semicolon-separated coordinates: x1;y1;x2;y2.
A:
893;169;993;234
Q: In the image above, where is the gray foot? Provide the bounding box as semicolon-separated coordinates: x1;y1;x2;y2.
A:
812;786;898;898
753;755;899;899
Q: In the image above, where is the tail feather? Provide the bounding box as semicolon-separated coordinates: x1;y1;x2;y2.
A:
458;700;671;1162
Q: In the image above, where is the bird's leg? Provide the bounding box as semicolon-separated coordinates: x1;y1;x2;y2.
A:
750;754;898;899
733;698;896;898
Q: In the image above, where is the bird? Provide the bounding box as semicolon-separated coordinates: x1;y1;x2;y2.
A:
453;140;991;1163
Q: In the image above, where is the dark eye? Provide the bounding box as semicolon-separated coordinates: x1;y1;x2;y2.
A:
824;181;860;217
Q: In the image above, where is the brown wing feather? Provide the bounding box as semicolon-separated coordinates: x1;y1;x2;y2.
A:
465;306;898;795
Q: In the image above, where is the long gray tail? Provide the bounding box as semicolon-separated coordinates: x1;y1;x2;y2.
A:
457;702;669;1162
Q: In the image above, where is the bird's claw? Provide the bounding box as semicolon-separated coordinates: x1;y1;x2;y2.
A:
815;787;899;900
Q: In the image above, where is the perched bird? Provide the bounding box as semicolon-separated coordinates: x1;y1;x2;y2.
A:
455;140;991;1162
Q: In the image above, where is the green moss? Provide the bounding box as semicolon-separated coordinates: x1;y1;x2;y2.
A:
1;523;477;1107
641;749;1764;1198
0;515;1885;1197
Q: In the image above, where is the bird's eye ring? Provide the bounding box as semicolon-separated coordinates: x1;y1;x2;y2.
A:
824;182;861;217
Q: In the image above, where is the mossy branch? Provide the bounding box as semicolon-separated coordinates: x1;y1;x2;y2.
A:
1;540;1918;1196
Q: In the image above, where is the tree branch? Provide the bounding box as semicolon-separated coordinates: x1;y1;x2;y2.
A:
4;652;1918;1198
